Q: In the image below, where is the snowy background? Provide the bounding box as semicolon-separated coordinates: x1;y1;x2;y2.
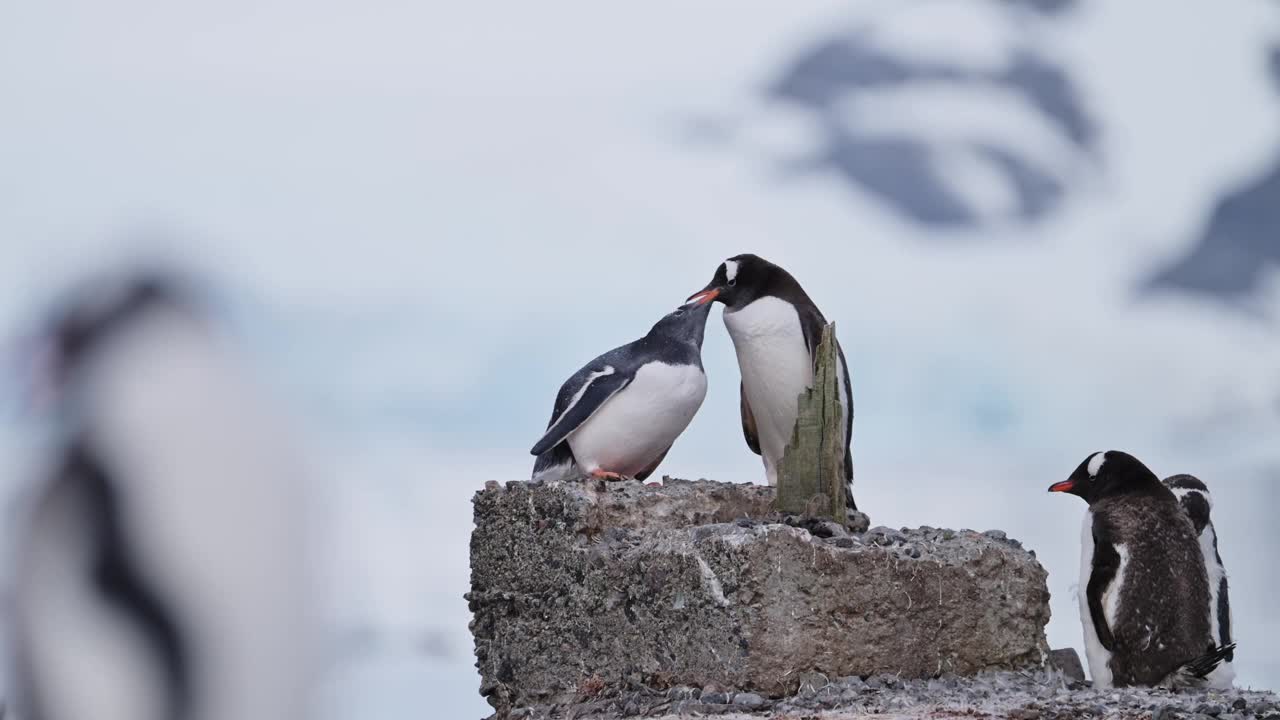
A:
2;0;1280;718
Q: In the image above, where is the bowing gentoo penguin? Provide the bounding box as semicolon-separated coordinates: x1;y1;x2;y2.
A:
1164;473;1235;688
1049;450;1234;688
687;254;855;508
7;271;312;720
530;298;713;482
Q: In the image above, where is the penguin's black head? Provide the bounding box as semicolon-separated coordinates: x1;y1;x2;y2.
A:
648;297;714;347
36;271;192;397
1164;473;1214;534
1049;450;1162;504
686;253;782;310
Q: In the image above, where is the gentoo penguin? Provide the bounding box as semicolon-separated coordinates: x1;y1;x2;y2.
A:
686;254;855;508
1164;473;1234;688
1048;450;1234;688
530;298;713;482
6;271;312;720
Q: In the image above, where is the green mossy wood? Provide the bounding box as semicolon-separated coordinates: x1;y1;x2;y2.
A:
775;322;847;523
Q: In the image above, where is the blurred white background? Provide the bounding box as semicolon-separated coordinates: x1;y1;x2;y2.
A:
2;0;1279;717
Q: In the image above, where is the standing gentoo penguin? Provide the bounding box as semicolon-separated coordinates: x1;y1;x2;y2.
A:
530;298;713;482
687;254;855;508
1049;451;1234;688
1164;473;1235;688
6;270;312;720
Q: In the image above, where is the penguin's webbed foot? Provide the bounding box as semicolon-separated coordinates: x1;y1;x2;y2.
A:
590;469;630;482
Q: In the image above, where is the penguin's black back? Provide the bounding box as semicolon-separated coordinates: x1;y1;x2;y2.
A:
1093;487;1213;686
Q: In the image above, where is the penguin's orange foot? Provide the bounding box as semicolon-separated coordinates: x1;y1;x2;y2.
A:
591;469;628;481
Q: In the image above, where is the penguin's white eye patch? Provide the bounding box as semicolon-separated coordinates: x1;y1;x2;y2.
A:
724;260;739;284
1087;451;1106;477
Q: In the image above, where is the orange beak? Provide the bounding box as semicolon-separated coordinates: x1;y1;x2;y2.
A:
1047;480;1075;493
686;289;720;306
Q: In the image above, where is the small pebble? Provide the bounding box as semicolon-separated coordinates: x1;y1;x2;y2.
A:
1195;703;1224;717
733;692;765;708
833;537;855;548
797;671;829;695
1231;698;1247;711
841;675;868;691
700;692;728;705
666;686;697;701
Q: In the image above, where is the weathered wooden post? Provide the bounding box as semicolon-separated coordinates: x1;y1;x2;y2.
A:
775;322;847;524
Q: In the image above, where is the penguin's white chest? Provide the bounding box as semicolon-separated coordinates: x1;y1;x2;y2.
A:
723;297;813;482
1078;510;1129;689
1199;525;1235;688
568;362;706;476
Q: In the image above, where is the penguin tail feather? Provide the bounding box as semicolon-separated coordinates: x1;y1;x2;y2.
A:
1160;643;1238;688
531;443;577;483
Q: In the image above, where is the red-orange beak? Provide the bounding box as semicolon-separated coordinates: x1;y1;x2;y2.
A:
1047;480;1075;493
686;288;720;306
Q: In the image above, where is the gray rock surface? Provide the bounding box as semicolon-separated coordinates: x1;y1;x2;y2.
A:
469;478;1050;715
504;669;1280;719
1047;648;1086;684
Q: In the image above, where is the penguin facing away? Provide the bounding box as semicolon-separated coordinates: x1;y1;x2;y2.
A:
530;298;713;482
687;254;855;509
1164;473;1235;688
7;271;312;720
1048;450;1233;689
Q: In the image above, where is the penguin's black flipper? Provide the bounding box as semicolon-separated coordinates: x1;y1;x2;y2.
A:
1218;580;1233;659
530;371;631;456
1086;516;1121;651
739;381;761;456
836;339;854;482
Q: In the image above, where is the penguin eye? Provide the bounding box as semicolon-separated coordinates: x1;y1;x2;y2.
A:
728;279;737;287
673;309;685;316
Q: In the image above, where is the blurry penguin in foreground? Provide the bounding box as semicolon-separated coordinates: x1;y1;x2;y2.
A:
1164;473;1235;688
6;269;313;720
1049;451;1235;689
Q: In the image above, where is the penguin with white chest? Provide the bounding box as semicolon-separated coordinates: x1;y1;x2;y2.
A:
530;298;713;482
7;271;312;720
1049;451;1234;688
1164;473;1235;688
687;254;855;508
